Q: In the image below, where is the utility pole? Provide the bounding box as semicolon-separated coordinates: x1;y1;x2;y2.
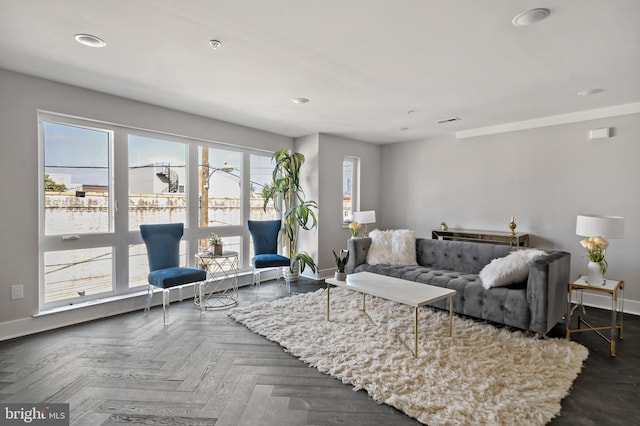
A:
200;147;209;229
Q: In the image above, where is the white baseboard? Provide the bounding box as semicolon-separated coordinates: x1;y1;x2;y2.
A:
0;271;263;342
571;292;639;316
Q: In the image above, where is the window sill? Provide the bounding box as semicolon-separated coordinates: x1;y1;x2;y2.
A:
35;270;256;317
35;289;149;317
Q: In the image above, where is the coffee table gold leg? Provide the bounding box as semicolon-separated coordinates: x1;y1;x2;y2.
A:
449;295;453;337
414;306;418;357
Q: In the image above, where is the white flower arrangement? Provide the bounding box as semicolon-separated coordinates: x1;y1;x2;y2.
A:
580;236;609;273
349;221;361;237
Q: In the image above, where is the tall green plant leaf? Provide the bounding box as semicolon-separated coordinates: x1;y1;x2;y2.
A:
261;148;319;273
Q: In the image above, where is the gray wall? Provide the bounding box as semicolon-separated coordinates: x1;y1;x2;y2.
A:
315;133;382;276
380;114;640;313
294;134;321;277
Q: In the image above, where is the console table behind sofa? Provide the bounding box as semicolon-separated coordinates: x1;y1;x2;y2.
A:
346;237;569;335
432;228;529;247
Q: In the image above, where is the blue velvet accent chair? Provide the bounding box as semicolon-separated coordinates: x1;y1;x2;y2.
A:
248;220;290;287
140;223;207;326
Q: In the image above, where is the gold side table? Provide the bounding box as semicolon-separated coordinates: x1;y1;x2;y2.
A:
194;251;239;309
566;275;624;356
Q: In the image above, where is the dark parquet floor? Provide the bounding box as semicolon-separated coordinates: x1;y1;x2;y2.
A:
0;278;638;425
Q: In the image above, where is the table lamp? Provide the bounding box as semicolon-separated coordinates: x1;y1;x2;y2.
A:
353;210;376;237
576;214;624;285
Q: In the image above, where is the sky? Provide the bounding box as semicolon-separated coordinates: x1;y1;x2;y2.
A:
44;121;272;192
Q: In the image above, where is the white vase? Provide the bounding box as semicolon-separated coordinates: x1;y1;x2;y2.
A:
587;261;604;285
335;271;346;281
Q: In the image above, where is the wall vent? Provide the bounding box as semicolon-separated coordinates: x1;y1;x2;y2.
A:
435;117;461;124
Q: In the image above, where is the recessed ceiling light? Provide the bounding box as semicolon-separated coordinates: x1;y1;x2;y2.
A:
400;127;409;131
435;117;461;124
577;88;604;96
292;98;309;104
74;33;106;48
209;39;222;49
512;8;551;27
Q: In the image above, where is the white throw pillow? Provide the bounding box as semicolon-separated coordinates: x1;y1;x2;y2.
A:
479;249;547;289
366;229;418;266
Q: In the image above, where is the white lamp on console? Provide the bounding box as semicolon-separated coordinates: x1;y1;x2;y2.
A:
576;214;624;285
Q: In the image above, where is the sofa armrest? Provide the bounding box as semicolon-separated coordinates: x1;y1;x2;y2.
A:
526;250;571;335
346;237;372;274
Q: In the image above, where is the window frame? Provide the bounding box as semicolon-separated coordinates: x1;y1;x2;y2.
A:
38;111;277;311
342;156;360;224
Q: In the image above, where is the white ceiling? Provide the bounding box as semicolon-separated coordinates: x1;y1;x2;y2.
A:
1;0;638;144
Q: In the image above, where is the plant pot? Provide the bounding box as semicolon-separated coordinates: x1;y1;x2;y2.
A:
285;262;299;282
335;271;346;281
210;245;223;256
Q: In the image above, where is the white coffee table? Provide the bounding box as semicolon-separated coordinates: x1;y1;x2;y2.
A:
325;271;456;357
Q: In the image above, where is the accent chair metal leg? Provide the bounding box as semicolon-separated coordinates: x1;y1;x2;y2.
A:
199;281;205;315
144;284;153;315
163;288;170;326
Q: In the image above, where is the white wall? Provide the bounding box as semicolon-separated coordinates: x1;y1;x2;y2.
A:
0;69;293;339
380;113;640;313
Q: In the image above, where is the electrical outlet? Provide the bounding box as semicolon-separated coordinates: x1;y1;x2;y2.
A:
11;285;24;300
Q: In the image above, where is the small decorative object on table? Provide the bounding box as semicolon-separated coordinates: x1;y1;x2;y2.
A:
208;232;223;256
332;249;349;281
508;214;517;236
440;222;448;231
349;221;361;238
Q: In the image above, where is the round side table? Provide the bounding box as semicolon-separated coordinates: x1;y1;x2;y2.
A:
194;251;239;309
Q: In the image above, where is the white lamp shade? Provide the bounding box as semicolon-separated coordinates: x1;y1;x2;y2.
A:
576;214;625;238
353;210;376;224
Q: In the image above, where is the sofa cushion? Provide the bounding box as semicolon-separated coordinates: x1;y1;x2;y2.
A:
417;239;512;274
366;229;418;266
479;248;547;289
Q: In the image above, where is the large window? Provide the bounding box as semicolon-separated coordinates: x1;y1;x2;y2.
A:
41;119;115;305
128;135;187;231
343;156;359;223
250;154;277;221
198;147;242;228
43;121;112;235
39;112;278;310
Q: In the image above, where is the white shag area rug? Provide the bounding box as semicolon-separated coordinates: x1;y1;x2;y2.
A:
229;287;588;426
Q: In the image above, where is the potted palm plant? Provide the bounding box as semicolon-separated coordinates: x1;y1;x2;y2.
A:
333;249;349;281
262;148;318;281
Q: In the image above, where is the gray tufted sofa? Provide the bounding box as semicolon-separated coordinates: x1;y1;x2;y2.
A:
346;237;570;335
